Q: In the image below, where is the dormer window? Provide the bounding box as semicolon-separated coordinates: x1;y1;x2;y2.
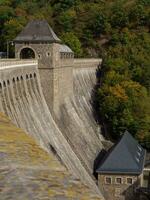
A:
115;177;122;184
105;177;112;184
126;178;133;185
47;52;51;57
138;146;142;152
135;157;140;163
137;151;141;157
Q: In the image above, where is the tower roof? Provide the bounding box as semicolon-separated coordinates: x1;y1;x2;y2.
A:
96;131;146;175
14;20;61;43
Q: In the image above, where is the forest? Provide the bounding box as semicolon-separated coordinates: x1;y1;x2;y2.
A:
0;0;150;148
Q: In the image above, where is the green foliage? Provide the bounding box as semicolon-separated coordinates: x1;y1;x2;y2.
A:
61;32;82;57
3;18;25;41
111;4;129;28
0;6;14;22
53;0;76;11
90;13;108;36
98;80;150;139
98;24;150;148
57;10;76;32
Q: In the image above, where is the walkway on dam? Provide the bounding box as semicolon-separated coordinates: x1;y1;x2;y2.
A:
0;113;102;200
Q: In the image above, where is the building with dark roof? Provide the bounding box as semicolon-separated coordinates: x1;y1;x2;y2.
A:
96;131;146;200
14;20;61;43
14;20;74;114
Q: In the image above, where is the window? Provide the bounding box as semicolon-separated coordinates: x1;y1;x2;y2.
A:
137;151;141;156
126;178;133;185
47;52;50;57
115;177;122;184
138;146;142;152
105;177;112;184
135;156;140;163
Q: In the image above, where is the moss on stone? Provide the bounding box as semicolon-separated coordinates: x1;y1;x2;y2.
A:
0;113;102;200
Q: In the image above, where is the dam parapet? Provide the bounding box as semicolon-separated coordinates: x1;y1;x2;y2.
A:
0;59;37;69
74;58;102;69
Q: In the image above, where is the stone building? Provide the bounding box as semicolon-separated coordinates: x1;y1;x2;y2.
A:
96;131;146;200
14;20;74;115
143;157;150;188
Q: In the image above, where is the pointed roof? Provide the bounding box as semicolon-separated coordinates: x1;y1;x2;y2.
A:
14;20;61;43
96;131;146;175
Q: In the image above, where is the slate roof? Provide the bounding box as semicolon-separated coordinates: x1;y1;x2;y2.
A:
14;20;61;43
59;44;73;53
96;131;146;175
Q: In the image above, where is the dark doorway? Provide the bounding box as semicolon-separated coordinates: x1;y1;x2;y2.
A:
20;48;35;59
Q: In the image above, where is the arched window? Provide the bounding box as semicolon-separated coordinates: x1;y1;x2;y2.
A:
47;52;50;57
20;48;35;59
3;81;6;87
12;78;15;83
7;80;10;85
38;54;41;59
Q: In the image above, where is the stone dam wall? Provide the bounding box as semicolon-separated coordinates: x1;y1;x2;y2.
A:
56;59;104;175
0;59;104;199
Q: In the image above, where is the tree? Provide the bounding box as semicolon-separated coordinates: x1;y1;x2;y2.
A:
57;10;76;32
61;32;83;57
0;6;14;23
98;80;150;141
110;2;129;28
3;18;25;41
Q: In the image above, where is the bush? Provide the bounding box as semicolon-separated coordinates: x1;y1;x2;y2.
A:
61;32;83;57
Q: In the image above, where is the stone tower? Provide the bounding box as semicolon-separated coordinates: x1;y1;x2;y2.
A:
14;20;74;115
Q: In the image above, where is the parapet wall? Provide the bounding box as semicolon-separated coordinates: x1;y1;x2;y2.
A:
74;58;102;69
0;59;38;122
0;59;38;90
0;59;37;69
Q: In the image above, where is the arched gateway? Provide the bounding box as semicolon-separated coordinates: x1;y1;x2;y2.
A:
20;47;35;59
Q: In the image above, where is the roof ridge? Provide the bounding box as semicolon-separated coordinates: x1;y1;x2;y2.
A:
47;24;61;42
124;141;139;169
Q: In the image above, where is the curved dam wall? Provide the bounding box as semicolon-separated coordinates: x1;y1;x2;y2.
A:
0;59;104;198
55;59;104;175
